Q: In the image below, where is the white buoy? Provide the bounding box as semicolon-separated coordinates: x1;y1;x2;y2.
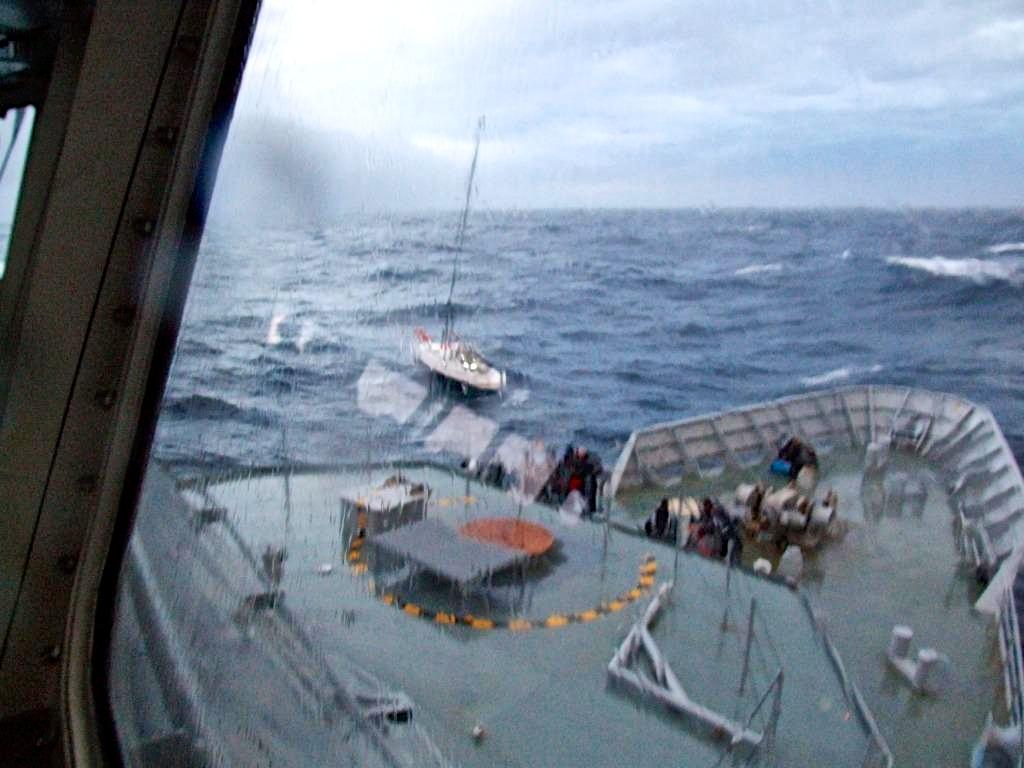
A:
777;546;804;582
316;563;334;576
472;724;486;742
888;625;913;659
753;558;772;576
734;483;758;507
796;464;818;492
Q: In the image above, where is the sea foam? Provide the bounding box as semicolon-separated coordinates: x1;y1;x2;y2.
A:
886;255;1020;285
734;262;783;276
801;364;883;387
985;242;1024;255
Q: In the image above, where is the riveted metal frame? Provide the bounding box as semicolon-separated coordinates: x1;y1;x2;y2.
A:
0;0;260;764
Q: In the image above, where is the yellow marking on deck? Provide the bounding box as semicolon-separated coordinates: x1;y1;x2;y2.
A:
370;556;657;632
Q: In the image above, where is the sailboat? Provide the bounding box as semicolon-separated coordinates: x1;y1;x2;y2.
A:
414;117;506;394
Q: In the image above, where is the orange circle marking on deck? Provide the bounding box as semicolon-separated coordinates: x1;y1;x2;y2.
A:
508;619;533;632
458;517;555;556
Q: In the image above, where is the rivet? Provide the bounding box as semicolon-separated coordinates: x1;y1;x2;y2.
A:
41;644;61;663
57;553;78;574
132;217;155;236
112;304;135;326
154;126;178;146
176;35;200;55
94;389;117;409
76;475;97;493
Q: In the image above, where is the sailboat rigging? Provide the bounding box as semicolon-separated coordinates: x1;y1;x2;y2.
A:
414;116;506;393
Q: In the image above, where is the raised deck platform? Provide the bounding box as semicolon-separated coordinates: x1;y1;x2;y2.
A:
117;462;884;767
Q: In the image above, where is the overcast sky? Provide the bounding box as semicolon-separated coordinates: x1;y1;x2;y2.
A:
4;5;1014;261
195;1;1023;215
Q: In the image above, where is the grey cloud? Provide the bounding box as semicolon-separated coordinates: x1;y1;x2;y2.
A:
224;0;1024;209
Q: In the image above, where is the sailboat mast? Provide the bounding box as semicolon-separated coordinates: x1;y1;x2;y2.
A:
442;115;485;347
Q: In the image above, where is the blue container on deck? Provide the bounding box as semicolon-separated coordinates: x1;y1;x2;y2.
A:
770;458;792;477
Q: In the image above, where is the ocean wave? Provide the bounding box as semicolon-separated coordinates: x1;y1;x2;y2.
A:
674;321;713;338
734;263;783;276
162;394;275;426
357;300;482;327
985;242;1024;255
368;265;444;282
801;364;883;388
886;255;1021;285
178;337;222;357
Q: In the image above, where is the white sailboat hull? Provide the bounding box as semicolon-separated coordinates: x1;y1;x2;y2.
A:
415;335;505;392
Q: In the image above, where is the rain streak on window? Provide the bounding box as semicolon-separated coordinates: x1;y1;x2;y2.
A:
112;2;1024;767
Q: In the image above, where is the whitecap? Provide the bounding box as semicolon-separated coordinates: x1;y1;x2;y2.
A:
801;367;851;387
734;262;783;276
266;311;286;345
985;242;1024;255
886;255;1020;285
505;388;530;407
801;364;882;388
296;320;315;353
837;248;851;260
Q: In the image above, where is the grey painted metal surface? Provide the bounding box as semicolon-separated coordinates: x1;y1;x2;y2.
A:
369;518;527;586
111;465;448;768
609;385;1024;615
611;385;1024;765
607;581;772;750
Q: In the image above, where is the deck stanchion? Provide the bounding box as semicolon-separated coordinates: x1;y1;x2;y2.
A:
721;539;734;631
739;598;757;696
672;516;681;598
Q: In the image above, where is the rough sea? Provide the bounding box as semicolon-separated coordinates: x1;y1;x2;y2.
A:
154;208;1024;475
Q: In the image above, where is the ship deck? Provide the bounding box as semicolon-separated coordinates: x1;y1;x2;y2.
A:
192;464;880;767
616;448;1004;767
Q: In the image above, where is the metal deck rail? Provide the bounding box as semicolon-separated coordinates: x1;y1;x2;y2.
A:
608;385;1024;616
